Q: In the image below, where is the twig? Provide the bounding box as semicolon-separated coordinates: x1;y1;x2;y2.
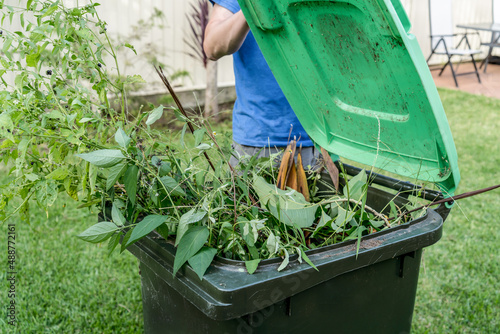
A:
154;65;216;173
1;192;34;224
347;198;390;227
389;183;500;221
321;197;390;227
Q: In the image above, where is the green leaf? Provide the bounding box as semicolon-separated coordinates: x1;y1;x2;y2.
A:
77;222;119;243
196;143;211;151
245;259;261;274
46;167;69;180
155;223;170;240
24;173;39;181
354;226;368;257
34;179;58;208
295;246;303;263
173;226;209;276
78;117;94;124
180;123;187;148
120;229;133;253
0;113;15;142
89;164;97;195
146;105;164;126
335;206;348;230
187;247;217;280
159;176;186;197
126;215;168;247
2;37;13;54
46;109;65;120
124;43;137;55
344;170;367;202
42;3;58;17
77;149;126;168
300;249;318;271
277;248;290;271
123;74;144;84
150;156;172;175
158;161;172;177
75;27;93;41
253;176;318;228
151;156;160;166
111;203;126;227
65;180;78;201
175;209;207;246
106;162;127;191
107;233;120;255
389;201;398;220
193;128;205;146
329;202;340;220
124;164;139;205
370;219;386;229
266;232;279;256
26;52;40;67
14;73;27;91
15;138;30;176
71;98;84;107
241;221;259;247
314;209;333;235
19;200;30;225
66;113;78;125
115;128;131;148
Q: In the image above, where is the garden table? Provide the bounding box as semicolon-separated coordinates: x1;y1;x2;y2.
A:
456;22;500;72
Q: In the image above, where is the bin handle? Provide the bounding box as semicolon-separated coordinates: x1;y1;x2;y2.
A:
389;0;411;33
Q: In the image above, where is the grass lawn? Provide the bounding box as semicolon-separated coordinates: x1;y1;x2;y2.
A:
0;199;143;333
411;89;500;333
1;88;499;333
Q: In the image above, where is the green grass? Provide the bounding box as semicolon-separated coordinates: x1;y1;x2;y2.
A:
1;88;499;333
411;89;500;333
0;199;143;333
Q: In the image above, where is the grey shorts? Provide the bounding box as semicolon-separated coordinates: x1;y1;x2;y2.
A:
229;141;322;170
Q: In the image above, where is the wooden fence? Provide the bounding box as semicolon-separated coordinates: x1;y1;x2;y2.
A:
97;0;496;93
1;0;497;95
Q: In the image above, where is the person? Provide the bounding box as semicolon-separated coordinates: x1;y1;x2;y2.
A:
203;0;320;169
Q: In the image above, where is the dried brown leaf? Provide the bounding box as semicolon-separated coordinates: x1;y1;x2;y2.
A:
296;153;310;202
320;147;339;192
286;160;298;191
277;140;297;190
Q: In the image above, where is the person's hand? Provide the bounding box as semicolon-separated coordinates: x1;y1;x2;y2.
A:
204;5;250;60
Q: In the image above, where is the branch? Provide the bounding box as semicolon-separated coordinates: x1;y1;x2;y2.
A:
389;183;500;221
154;66;216;172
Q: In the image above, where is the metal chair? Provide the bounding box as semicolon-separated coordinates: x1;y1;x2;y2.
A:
426;0;482;87
479;0;500;73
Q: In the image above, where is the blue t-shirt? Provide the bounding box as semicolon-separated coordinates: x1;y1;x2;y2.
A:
210;0;313;147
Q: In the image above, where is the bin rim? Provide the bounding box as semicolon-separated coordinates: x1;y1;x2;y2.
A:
129;208;443;320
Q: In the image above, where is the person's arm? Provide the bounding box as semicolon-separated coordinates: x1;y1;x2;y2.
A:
204;4;250;61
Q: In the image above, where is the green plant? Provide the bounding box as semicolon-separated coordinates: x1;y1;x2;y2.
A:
184;0;219;119
110;5;189;92
0;0;416;280
184;0;209;68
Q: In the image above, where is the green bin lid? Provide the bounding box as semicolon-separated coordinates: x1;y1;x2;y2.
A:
238;0;460;196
